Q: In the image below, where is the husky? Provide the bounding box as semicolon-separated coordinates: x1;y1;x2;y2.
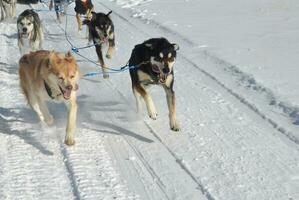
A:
74;0;93;31
128;38;180;131
19;50;80;146
0;0;16;21
83;11;115;78
49;0;71;23
17;9;43;55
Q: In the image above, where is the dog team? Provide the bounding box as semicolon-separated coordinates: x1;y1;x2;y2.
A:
1;0;180;145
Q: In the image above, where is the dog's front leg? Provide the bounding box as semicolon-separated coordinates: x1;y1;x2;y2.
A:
164;86;180;131
65;95;78;146
106;37;115;59
135;84;157;120
95;45;109;79
75;13;82;31
38;99;54;125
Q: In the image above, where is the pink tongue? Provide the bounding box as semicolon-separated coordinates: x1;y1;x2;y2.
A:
63;90;71;99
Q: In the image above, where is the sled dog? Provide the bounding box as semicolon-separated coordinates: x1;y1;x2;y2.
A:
0;0;16;21
128;38;180;131
19;50;80;146
83;11;115;78
49;0;71;23
17;9;43;55
74;0;93;31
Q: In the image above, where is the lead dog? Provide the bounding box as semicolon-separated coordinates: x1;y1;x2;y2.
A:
0;0;16;21
19;50;80;145
128;38;180;131
17;9;43;55
83;11;115;78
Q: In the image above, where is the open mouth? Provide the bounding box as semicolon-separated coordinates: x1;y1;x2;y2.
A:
21;32;29;38
159;74;168;84
59;84;79;100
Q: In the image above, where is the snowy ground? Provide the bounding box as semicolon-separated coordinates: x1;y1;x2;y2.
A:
1;0;299;200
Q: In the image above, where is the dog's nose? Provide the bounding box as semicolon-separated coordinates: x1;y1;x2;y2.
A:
65;85;73;90
22;27;27;32
163;67;170;74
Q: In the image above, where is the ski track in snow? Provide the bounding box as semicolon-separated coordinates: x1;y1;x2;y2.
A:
1;1;299;200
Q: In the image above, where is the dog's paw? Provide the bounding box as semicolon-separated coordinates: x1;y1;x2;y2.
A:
149;112;158;120
170;123;180;132
103;74;110;79
45;115;54;126
106;54;112;59
65;139;75;146
171;126;180;132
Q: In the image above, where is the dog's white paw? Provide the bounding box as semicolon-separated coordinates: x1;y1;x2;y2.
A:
149;112;158;120
65;139;75;146
45;115;54;126
170;123;180;132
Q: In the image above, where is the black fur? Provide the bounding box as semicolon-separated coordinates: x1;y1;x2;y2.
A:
84;11;115;78
129;37;177;87
128;37;180;131
74;0;93;15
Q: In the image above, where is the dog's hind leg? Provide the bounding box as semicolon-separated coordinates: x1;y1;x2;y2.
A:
95;45;109;79
64;95;77;146
164;86;180;131
76;13;82;31
135;84;157;120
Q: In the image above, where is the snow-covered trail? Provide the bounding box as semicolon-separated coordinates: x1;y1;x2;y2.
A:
1;1;299;200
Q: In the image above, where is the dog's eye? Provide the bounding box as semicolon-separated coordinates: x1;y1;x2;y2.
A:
28;22;31;25
70;75;74;79
58;76;64;80
20;22;24;26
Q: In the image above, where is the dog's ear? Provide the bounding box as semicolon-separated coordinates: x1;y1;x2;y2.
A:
172;43;179;51
145;43;153;49
106;11;112;16
65;51;72;58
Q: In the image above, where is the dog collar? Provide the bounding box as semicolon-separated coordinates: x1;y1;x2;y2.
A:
44;80;61;99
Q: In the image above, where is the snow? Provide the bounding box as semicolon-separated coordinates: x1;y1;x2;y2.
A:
1;0;299;199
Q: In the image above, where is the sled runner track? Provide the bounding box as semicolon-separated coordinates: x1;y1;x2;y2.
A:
103;80;215;200
97;1;299;148
102;106;171;200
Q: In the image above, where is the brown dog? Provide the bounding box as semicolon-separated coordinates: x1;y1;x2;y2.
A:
19;50;80;145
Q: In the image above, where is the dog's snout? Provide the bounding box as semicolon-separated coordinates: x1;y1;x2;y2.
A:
163;67;170;74
65;85;73;91
22;27;27;32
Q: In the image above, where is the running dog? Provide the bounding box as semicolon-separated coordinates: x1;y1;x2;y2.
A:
74;0;93;31
19;50;80;146
49;0;71;23
83;11;115;78
128;38;180;131
0;0;16;21
17;9;43;55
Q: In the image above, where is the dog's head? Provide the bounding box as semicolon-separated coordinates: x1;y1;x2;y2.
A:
145;38;179;79
17;10;39;38
90;11;113;42
47;51;80;100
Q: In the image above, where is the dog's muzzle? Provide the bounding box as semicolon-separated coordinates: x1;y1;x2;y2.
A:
59;84;79;100
151;65;170;84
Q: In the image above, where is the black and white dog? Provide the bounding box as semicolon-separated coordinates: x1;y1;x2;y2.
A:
128;38;180;131
17;9;43;55
0;0;16;21
84;11;115;78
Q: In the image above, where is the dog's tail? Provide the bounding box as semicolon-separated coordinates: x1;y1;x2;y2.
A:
106;11;112;16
